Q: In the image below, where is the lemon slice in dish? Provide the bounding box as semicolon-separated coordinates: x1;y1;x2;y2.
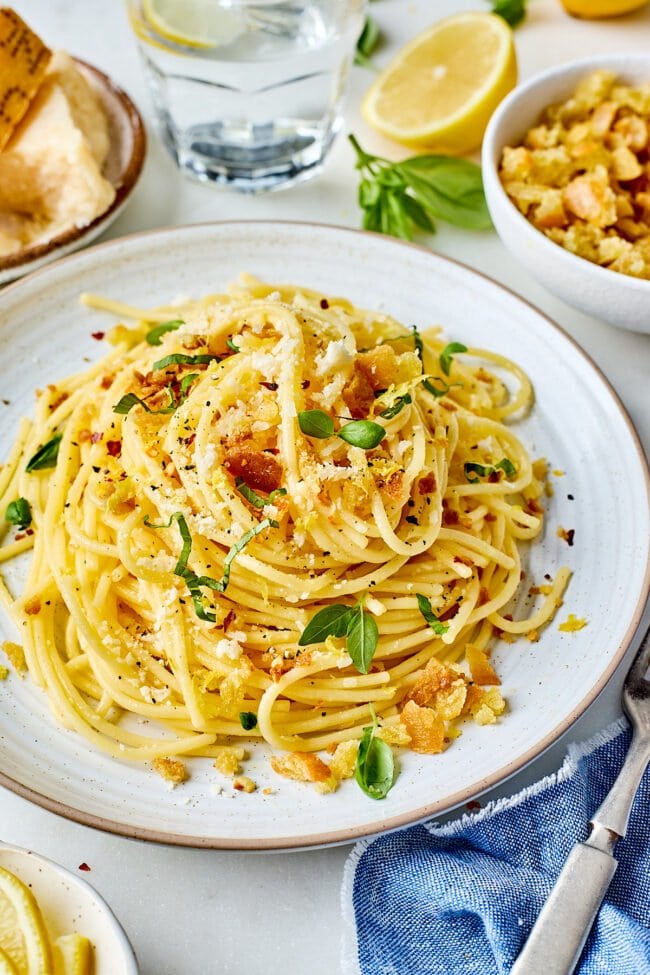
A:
0;866;52;975
361;12;517;154
141;0;242;48
52;934;92;975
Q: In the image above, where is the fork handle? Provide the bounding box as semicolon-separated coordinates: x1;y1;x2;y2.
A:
510;841;617;975
591;731;650;837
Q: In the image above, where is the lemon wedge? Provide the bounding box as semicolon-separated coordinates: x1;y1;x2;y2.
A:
559;0;647;15
0;866;52;975
361;13;517;154
52;934;92;975
141;0;242;48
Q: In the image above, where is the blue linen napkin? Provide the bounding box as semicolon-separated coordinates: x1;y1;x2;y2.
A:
341;717;650;975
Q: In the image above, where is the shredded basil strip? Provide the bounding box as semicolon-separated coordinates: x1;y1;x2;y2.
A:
239;711;258;731
145;512;277;620
464;458;516;483
5;497;32;529
235;477;287;510
25;434;62;472
226;337;240;352
421;377;453;399
338;420;386;450
379;393;412;419
298;409;335;439
355;706;395;800
439;342;467;376
152;353;219;371
145;319;184;346
416;593;449;636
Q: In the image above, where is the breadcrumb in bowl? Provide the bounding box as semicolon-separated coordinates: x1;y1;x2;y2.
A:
482;53;650;334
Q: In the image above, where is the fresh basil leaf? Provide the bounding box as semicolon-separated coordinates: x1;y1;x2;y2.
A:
355;14;380;67
239;711;258;731
298;604;354;646
298;409;335;439
397;157;492;230
400;193;435;233
355;711;394;799
440;342;467;376
5;497;31;529
338;420;386;449
416;593;449;636
379;393;412;419
464;458;516;483
491;0;526;27
347;606;379;675
145;319;184;345
25;434;62;472
359;177;382;209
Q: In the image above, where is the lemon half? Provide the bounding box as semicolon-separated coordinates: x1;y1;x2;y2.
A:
362;13;517;154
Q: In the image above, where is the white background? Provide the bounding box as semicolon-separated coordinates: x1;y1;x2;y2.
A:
3;1;650;972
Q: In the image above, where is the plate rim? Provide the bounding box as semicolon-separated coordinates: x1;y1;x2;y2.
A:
0;58;146;279
0;219;648;850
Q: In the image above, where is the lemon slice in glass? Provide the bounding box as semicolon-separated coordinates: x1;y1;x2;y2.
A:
0;867;52;975
0;947;18;975
141;0;242;48
362;12;517;154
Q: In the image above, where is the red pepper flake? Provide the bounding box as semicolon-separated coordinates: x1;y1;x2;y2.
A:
106;440;122;457
14;533;25;541
557;527;575;547
78;862;91;872
91;431;103;444
91;331;105;341
466;800;481;812
26;528;34;536
320;299;329;309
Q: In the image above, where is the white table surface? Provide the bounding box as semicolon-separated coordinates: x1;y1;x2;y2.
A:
3;1;650;972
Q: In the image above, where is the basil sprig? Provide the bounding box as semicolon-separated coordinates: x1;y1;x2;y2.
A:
5;497;32;530
145;512;277;622
235;478;287;509
299;599;379;675
26;434;62;472
298;410;385;450
491;0;526;27
145;319;184;345
464;458;517;483
349;134;491;240
355;706;395;800
440;342;467;376
416;593;449;636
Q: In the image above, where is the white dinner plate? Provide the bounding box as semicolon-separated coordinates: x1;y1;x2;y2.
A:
0;221;648;850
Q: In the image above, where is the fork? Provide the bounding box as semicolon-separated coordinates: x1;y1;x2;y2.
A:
511;623;650;975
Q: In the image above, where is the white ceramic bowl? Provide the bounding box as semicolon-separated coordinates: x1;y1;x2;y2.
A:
482;53;650;334
0;845;138;974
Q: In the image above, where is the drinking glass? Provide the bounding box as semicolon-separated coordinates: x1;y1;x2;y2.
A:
126;0;366;192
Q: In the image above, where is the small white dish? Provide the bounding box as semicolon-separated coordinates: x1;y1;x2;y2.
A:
482;53;650;334
0;844;138;974
0;58;146;286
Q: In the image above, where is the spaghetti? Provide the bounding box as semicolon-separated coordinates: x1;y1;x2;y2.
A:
0;277;569;791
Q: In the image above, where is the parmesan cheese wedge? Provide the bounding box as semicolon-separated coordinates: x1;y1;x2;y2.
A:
0;8;51;150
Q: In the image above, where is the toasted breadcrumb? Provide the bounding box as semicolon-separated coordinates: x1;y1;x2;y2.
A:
270;751;331;783
0;665;7;680
465;644;501;686
1;641;26;674
233;775;256;793
214;752;242;778
400;700;445;754
152;756;187;784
